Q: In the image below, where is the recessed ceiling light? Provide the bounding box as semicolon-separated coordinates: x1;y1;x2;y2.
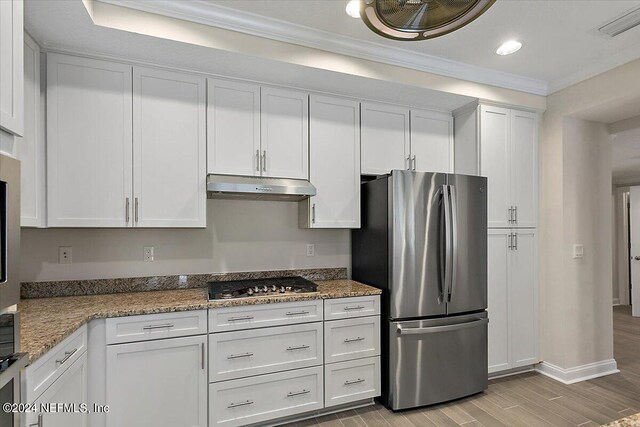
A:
496;40;522;56
346;0;360;19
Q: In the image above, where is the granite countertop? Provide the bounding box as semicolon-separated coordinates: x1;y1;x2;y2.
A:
18;280;381;364
604;413;640;426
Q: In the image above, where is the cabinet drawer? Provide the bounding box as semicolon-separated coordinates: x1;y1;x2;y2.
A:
209;366;323;427
325;356;381;408
325;316;380;363
209;300;323;333
105;310;207;344
25;325;87;403
324;296;380;320
209;322;323;382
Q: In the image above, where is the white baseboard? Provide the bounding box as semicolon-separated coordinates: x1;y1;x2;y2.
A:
489;366;535;380
535;359;619;384
613;298;620;306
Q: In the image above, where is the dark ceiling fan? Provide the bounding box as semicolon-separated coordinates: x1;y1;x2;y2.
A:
361;0;496;41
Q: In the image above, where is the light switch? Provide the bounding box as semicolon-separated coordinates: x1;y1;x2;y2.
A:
573;244;584;259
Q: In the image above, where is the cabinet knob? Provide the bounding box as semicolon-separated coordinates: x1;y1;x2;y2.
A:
634;256;640;261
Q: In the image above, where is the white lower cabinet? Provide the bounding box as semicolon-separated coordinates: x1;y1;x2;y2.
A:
105;335;207;427
24;352;88;427
209;366;324;427
488;229;538;374
325;356;381;408
324;316;380;364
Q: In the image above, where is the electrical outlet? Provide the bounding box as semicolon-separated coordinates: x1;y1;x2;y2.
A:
306;244;315;257
573;244;584;259
143;246;154;262
59;247;72;264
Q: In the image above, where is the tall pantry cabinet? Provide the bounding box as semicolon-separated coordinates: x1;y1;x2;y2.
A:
455;102;539;375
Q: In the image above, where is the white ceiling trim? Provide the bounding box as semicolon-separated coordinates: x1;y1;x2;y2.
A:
97;0;549;96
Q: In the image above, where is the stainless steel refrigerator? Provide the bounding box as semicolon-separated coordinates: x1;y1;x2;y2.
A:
352;170;488;411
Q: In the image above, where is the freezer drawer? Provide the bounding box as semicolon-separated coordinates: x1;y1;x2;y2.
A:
388;312;488;410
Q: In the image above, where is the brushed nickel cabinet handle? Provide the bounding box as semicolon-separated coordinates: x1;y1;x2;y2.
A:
508;207;513;223
126;197;130;223
514;233;518;250
256;149;260;171
344;337;365;343
228;316;254;322
227;400;254;409
142;323;174;330
286;311;310;316
514;206;518;224
201;342;205;370
312;203;316;224
344;378;365;386
286;345;310;351
56;348;78;365
411;155;416;171
227;352;253;360
287;389;310;397
406;156;411;170
343;305;365;311
262;150;266;172
134;197;139;223
28;414;43;427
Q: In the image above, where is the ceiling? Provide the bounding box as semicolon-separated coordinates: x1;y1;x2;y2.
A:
24;0;475;112
98;0;640;95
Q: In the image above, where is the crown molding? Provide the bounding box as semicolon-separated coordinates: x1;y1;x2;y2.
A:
97;0;549;96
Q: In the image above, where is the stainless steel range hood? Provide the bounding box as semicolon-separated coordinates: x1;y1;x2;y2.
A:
206;174;316;201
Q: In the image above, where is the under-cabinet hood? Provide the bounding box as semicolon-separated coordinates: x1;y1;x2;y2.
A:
206;174;316;201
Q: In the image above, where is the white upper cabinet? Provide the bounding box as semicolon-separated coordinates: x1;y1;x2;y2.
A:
0;0;24;136
361;102;410;175
47;54;133;227
301;95;360;229
17;33;45;227
260;87;309;179
510;110;538;228
133;67;206;228
207;79;260;176
409;109;453;173
480;105;510;228
480;105;538;229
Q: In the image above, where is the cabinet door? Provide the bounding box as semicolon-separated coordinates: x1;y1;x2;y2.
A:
480;105;510;228
0;0;23;136
260;87;309;179
25;352;88;427
17;34;45;227
487;230;510;373
133;67;206;227
207;79;260;176
510;110;538;228
361;102;410;175
510;229;538;368
305;95;360;228
409;109;453;173
47;54;133;227
106;335;207;427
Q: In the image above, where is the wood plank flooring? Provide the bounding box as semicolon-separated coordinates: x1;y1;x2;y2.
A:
285;306;640;427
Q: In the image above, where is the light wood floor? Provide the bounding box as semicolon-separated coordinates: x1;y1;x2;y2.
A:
286;306;640;427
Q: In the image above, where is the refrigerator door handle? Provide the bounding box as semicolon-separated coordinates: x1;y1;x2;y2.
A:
442;185;453;306
448;185;458;302
397;318;489;335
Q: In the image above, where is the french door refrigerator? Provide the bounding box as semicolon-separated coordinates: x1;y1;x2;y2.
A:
352;170;488;410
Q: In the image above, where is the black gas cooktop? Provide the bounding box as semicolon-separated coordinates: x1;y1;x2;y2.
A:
208;276;318;300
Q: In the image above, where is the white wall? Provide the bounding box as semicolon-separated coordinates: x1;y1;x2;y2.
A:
20;199;351;282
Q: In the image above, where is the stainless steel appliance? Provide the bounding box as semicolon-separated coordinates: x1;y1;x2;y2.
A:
0;154;26;427
0;154;20;311
0;312;28;427
208;277;318;300
207;174;316;201
352;170;488;410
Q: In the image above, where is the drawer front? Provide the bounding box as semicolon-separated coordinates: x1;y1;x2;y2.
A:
324;296;380;320
209;366;323;427
209;323;323;382
25;325;88;403
325;316;380;363
106;310;207;344
325;356;381;408
209;300;323;333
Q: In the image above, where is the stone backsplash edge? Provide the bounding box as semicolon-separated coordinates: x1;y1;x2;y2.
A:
21;267;348;299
